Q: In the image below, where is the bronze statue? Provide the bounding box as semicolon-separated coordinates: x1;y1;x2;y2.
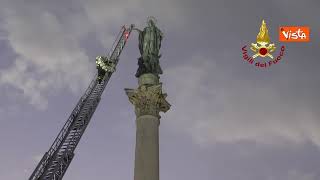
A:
134;17;163;77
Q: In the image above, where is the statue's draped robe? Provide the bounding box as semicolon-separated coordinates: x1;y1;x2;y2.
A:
136;23;163;77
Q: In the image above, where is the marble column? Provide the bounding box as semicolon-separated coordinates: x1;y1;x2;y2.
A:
125;73;170;180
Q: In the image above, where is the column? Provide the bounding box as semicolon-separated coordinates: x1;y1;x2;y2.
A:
125;73;170;180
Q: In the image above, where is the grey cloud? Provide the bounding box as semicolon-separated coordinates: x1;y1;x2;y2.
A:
0;1;93;109
268;170;316;180
162;54;320;147
286;170;316;180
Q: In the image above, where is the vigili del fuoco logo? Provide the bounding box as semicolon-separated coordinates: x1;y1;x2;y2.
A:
242;20;285;68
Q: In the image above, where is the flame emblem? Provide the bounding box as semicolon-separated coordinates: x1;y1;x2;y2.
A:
250;20;276;59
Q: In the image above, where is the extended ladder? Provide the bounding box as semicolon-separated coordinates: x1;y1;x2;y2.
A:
29;24;134;180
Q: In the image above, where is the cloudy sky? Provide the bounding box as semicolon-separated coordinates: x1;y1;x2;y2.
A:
0;0;319;179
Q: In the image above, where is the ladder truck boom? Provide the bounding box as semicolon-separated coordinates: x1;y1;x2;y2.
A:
29;24;134;180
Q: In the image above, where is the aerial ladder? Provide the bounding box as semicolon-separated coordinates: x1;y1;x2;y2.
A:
29;24;134;180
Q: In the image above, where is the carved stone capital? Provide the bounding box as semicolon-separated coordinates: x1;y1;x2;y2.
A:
125;84;170;118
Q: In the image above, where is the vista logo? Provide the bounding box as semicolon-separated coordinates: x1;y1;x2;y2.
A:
279;26;310;42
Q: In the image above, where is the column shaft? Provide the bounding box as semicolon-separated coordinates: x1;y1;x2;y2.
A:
134;115;160;180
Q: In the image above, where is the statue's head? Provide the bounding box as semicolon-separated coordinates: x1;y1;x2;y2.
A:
147;16;157;27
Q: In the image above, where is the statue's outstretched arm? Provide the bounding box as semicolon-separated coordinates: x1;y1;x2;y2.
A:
133;27;142;33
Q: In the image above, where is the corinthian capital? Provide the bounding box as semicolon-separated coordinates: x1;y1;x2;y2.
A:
125;84;170;118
